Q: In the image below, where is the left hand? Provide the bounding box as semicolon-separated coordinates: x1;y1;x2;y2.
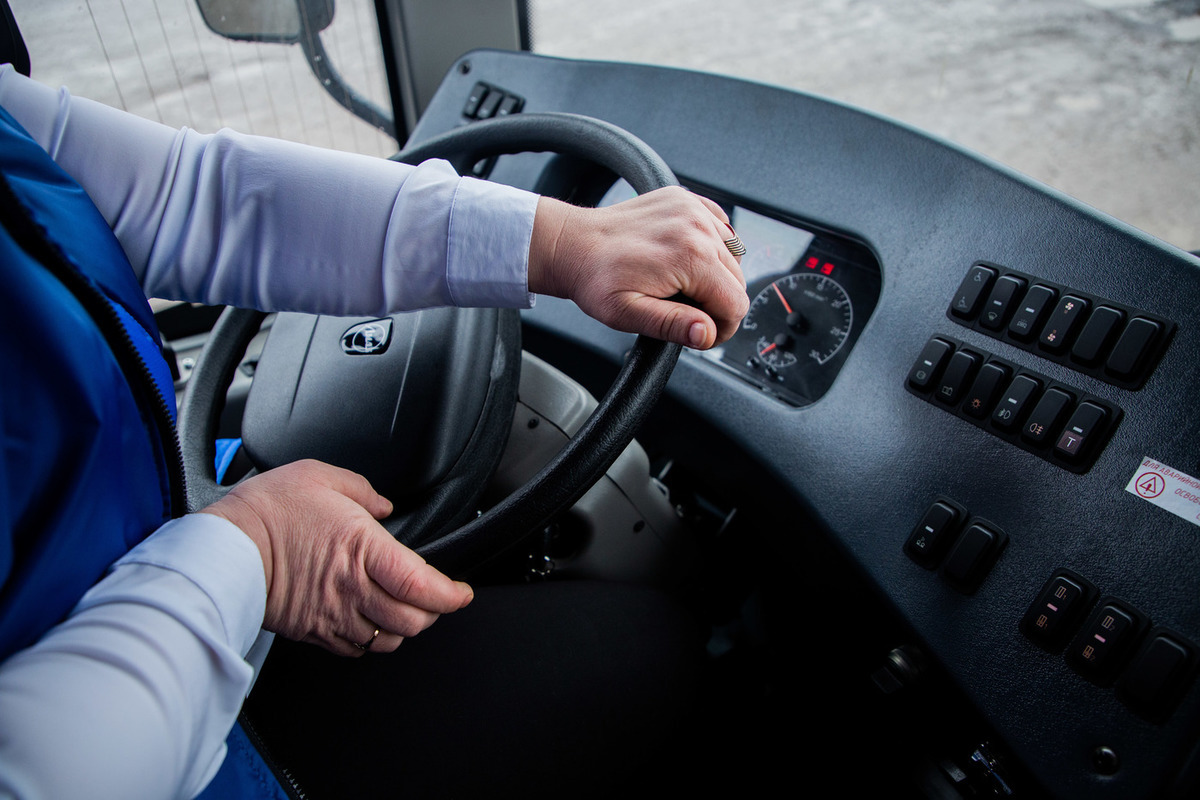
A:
528;186;749;349
200;460;473;657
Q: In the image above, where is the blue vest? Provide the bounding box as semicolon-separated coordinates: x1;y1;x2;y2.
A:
0;106;287;800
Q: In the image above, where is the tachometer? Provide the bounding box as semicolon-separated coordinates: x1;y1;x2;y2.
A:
743;273;853;368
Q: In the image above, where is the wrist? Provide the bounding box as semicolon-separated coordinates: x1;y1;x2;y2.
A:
529;196;584;298
199;494;273;591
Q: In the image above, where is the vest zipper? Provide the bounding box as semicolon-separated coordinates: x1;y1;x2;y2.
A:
0;175;188;518
239;712;310;800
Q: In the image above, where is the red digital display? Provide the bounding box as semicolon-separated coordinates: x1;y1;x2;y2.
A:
804;255;837;275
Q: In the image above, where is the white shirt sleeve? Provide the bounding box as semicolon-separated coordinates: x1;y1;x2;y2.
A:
0;64;540;313
0;515;267;800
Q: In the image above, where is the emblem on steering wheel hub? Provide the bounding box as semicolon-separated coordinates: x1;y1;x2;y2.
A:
341;319;393;355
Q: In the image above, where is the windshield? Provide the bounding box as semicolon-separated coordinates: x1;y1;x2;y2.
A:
9;0;1198;251
531;0;1199;253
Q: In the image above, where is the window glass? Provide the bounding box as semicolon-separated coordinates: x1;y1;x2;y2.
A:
10;0;395;157
531;0;1200;251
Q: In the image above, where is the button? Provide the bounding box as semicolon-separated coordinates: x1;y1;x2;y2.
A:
1020;573;1092;649
949;265;996;319
495;94;523;116
1070;306;1125;366
1070;606;1132;681
979;275;1026;330
1022;388;1073;446
1067;602;1144;684
991;375;1041;431
1008;285;1057;341
463;82;489;117
476;90;504;119
934;350;981;405
941;522;1005;593
905;501;962;568
1106;317;1162;379
1054;402;1108;460
1118;632;1196;721
907;338;953;391
1039;295;1090;353
962;362;1011;419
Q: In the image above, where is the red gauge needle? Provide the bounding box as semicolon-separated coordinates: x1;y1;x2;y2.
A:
759;342;778;356
772;282;794;314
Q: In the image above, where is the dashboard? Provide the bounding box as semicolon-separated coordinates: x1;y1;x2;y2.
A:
408;50;1200;798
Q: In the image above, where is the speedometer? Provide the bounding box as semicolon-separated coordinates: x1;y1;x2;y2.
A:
743;273;853;367
684;197;880;406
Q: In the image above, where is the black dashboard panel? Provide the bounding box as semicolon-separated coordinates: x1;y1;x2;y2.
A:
408;51;1200;798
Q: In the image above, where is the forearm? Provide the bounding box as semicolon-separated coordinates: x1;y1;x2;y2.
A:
0;515;266;800
0;65;538;315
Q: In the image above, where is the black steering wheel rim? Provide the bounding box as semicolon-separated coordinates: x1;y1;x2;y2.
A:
181;112;682;577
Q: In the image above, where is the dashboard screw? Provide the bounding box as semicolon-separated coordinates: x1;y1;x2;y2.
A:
459;60;471;74
1091;746;1119;775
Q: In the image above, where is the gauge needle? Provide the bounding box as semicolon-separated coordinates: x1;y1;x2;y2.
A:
772;282;794;314
759;342;778;356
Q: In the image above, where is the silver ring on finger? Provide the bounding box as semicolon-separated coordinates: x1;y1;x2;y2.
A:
723;235;746;257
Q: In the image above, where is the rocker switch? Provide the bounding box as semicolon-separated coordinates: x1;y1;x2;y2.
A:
950;266;996;319
1054;402;1107;460
934;350;981;405
905;501;961;568
1021;573;1090;649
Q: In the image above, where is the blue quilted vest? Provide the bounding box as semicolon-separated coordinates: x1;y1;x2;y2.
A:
0;106;287;799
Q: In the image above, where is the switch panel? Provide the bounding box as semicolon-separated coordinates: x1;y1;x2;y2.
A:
947;263;1174;389
906;336;1122;473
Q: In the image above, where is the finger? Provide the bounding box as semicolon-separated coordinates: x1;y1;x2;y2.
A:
695;193;731;226
363;536;474;614
624;294;718;348
369;631;404;654
300;459;394;520
711;220;749;290
690;194;745;273
677;250;751;344
360;588;443;638
350;614;405;654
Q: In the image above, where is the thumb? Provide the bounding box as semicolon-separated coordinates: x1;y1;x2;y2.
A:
624;295;716;349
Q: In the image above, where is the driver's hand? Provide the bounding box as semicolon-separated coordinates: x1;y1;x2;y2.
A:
527;186;750;349
200;460;473;657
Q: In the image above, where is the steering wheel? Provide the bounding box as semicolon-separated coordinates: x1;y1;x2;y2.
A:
179;112;683;578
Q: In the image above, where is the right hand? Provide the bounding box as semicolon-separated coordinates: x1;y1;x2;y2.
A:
200;460;473;657
527;186;749;349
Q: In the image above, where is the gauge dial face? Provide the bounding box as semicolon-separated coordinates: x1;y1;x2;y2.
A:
742;273;853;367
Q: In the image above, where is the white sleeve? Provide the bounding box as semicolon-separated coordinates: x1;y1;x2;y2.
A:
0;515;267;800
0;64;540;314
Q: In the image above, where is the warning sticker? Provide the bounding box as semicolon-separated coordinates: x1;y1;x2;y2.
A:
1125;456;1200;529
